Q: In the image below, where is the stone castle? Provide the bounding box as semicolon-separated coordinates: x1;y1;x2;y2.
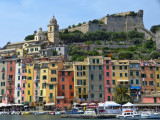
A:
66;10;157;42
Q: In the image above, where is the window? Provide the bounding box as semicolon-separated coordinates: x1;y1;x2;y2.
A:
149;81;154;86
150;67;153;71
143;81;147;86
142;67;145;71
83;88;86;93
51;78;56;82
106;65;109;70
130;72;133;76
136;79;139;84
70;85;72;89
23;83;25;88
28;69;31;73
22;90;24;94
156;67;159;71
157;74;159;79
99;74;102;80
91;85;94;90
1;82;5;86
106;60;109;64
72;78;74;82
91;94;94;98
106;72;109;77
112;80;115;84
157;83;159;87
83;80;86;85
108;88;111;93
136;71;139;76
150;74;153;78
22;97;24;101
10;61;12;65
18;76;20;80
40;90;43;96
141;74;146;78
83;72;85;76
124;66;127;70
125;73;127;77
99;94;102;98
49;85;54;89
99;85;102;90
44;70;46;73
77;72;82;76
17;91;20;97
57;100;60;104
131;80;133;84
42;83;46;89
120;73;123;77
119;66;122;70
52;64;55;67
93;59;95;64
10;67;12;71
71;92;73;96
1;89;4;94
62;78;64;82
113;72;115;76
68;72;71;76
107;80;110;84
28;83;30;88
77;80;82;85
91;74;94;80
108;96;110;101
2;61;5;64
62;72;65;76
62;85;65;90
97;59;99;64
50;93;53;99
83;66;86;70
51;70;56;74
28;90;30;95
78;88;81;93
43;75;47;80
112;66;115;70
99;65;102;70
77;66;82;71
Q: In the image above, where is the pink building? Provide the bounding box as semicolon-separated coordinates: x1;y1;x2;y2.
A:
142;93;160;103
103;57;112;101
7;60;16;103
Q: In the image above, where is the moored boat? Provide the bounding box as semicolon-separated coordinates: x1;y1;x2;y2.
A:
117;110;140;119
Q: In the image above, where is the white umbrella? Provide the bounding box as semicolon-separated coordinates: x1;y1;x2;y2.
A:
45;103;55;106
13;104;24;106
0;103;12;107
104;101;121;107
122;102;135;107
89;103;96;105
81;103;89;106
98;102;104;107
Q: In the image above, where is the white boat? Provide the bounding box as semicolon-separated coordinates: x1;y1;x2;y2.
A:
84;109;95;114
117;110;140;119
34;112;45;115
0;111;9;115
141;112;160;119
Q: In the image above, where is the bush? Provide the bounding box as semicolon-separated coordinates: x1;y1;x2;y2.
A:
150;25;160;33
144;40;155;49
150;51;160;59
24;35;34;41
118;51;133;59
95;40;101;45
85;41;93;44
132;38;143;44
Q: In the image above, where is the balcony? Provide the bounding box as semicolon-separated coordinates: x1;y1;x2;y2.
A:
56;96;64;99
7;79;13;82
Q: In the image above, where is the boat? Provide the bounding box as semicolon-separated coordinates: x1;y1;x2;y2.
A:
22;112;30;115
49;112;55;115
117;110;140;119
34;112;45;115
141;112;160;119
0;111;9;115
84;109;95;114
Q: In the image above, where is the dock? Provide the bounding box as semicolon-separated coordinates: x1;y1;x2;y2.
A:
61;114;117;119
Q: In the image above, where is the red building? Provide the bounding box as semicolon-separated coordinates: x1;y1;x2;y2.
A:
103;57;112;101
57;68;74;109
140;60;156;95
7;60;16;103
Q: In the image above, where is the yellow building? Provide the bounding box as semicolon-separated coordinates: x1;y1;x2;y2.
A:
25;63;34;103
39;62;49;103
111;60;130;94
46;60;63;104
73;61;89;102
155;60;160;91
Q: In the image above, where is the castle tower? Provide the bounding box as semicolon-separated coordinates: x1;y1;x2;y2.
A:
47;16;59;44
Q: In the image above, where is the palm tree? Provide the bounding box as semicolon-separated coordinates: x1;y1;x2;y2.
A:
112;84;131;105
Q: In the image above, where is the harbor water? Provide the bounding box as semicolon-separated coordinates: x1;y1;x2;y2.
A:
0;115;159;120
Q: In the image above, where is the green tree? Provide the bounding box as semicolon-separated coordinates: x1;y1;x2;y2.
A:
118;51;133;59
52;50;57;56
24;35;34;41
128;31;144;39
150;25;160;33
113;84;131;105
95;40;101;45
78;23;82;26
150;50;160;59
144;40;155;49
68;26;71;29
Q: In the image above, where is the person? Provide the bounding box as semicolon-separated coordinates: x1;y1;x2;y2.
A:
95;108;97;115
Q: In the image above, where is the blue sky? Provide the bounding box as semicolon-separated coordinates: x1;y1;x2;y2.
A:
0;0;160;48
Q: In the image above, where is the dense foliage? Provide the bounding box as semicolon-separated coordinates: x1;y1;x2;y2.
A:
150;25;160;33
24;35;34;41
60;30;144;44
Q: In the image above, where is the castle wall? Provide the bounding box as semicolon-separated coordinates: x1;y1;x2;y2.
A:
156;31;160;49
68;24;89;33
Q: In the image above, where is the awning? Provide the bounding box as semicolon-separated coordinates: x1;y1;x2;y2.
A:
45;103;55;106
130;86;141;89
117;80;129;82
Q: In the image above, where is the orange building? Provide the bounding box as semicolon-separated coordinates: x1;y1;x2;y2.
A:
57;63;74;109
